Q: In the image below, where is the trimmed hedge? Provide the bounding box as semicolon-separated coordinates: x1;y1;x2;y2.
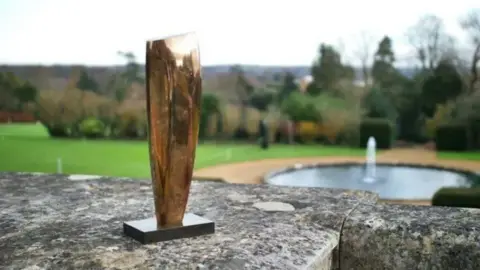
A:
471;120;480;150
435;124;469;151
432;187;480;209
359;118;394;149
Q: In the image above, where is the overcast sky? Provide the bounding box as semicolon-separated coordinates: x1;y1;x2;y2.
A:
0;0;478;66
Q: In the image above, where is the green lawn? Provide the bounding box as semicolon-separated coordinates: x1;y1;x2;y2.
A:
438;152;480;161
0;123;366;178
0;122;50;138
2;123;478;178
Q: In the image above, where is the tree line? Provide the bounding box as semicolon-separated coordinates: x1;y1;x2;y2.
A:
272;12;480;145
0;11;479;145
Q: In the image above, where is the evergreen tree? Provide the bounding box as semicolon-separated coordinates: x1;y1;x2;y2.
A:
421;59;464;117
309;44;352;95
278;72;298;102
371;36;398;88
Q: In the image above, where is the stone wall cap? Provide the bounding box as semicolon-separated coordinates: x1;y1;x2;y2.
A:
0;172;375;269
339;202;480;269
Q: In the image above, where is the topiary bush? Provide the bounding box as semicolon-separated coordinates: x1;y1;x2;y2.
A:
359;118;394;149
435;124;469;151
79;117;105;138
432;187;480;209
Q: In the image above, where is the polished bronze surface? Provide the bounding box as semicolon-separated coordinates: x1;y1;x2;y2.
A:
145;32;202;227
123;32;213;244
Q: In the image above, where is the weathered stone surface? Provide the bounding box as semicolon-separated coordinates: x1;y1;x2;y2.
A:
68;174;102;181
253;202;296;212
339;203;480;270
0;172;376;269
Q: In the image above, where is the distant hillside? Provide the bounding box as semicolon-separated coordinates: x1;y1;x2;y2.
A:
0;64;417;92
0;64;305;81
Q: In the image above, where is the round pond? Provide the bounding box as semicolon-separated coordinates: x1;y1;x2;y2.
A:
264;163;478;200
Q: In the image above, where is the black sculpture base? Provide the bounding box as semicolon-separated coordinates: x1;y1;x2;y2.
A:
123;213;215;244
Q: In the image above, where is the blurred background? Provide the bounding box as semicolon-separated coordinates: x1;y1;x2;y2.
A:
0;0;478;186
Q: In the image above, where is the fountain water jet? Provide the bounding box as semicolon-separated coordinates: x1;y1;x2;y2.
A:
363;136;377;183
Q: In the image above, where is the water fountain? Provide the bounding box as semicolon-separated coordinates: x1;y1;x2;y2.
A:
363;137;377;183
265;133;476;201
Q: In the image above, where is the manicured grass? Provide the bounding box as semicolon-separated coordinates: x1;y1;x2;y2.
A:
438;152;480;161
0;123;366;178
0;122;49;138
3;123;477;178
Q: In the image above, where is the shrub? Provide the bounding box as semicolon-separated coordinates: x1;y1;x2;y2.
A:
472;120;480;150
114;99;147;139
233;127;250;140
36;88;116;138
432;187;480;209
220;104;279;141
222;104;257;139
0;72;37;111
261;109;282;143
113;112;147;139
280;92;319;122
79;117;105;138
215;114;224;135
317;111;359;146
296;121;320;143
315;92;362;146
203;113;222;139
36;89;84;137
275;119;296;143
451;93;480;150
249;88;275;112
46;123;69;137
421;60;464;118
359;118;394;149
363;87;396;119
280;91;362;146
435;124;469;151
199;93;220;139
335;124;360;147
424;103;454;140
199;110;209;139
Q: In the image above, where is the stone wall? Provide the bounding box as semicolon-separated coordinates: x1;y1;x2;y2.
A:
0;172;479;269
339;203;480;269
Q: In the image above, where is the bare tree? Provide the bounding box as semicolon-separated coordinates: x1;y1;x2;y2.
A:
460;9;480;93
230;65;254;130
406;14;456;72
352;31;376;87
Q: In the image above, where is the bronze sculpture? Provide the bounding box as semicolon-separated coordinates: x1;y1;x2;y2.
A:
123;32;215;244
